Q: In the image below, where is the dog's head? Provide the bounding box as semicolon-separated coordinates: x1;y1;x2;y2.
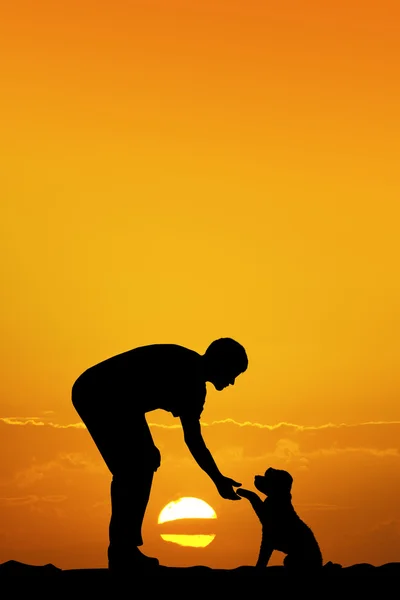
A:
254;467;293;497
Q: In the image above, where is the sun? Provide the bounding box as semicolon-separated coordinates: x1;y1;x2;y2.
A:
158;497;217;548
158;497;217;524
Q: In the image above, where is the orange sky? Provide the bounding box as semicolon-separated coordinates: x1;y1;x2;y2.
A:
1;0;399;569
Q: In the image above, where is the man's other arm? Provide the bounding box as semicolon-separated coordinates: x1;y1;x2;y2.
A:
180;414;241;500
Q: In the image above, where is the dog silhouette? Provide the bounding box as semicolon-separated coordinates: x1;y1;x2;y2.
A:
237;467;323;570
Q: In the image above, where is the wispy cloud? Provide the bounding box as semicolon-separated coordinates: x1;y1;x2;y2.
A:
307;446;399;458
0;495;39;507
42;495;67;503
197;418;400;431
2;415;400;432
296;503;354;511
13;453;104;488
0;417;85;429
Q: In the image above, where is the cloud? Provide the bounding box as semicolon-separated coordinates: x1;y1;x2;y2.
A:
297;503;354;512
57;452;103;470
2;415;400;432
307;446;399;458
1;415;399;493
198;419;400;431
0;494;67;506
42;495;67;503
14;464;50;488
0;495;39;507
0;417;85;429
13;453;105;489
3;415;399;470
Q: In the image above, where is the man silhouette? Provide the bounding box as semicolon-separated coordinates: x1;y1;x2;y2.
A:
71;338;248;570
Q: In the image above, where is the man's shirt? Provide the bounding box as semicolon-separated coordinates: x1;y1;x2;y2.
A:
72;344;207;421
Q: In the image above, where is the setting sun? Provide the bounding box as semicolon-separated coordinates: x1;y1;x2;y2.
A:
158;498;217;548
158;497;217;524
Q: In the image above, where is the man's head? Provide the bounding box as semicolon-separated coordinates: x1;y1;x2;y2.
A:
203;338;248;391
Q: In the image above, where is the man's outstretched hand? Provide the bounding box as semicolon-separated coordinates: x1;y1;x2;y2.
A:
216;476;242;500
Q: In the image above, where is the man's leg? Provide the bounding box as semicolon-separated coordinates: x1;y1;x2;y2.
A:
72;389;159;570
108;465;158;568
107;410;160;570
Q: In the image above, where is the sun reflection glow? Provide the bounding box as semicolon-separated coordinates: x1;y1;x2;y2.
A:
160;534;216;548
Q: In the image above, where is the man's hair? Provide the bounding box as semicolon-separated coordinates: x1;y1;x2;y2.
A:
205;338;248;374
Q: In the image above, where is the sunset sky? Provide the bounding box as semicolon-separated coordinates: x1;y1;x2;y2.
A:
1;0;399;570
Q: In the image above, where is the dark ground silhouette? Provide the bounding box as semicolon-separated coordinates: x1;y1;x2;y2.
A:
1;559;399;596
71;338;248;570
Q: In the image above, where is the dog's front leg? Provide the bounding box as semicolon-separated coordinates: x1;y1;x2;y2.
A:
256;538;273;568
237;489;264;522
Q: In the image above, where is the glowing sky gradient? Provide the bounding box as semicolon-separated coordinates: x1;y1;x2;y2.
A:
1;0;399;570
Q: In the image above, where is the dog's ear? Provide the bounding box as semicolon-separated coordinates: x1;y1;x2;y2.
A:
267;469;293;493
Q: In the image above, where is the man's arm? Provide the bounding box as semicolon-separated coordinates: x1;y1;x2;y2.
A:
141;415;161;471
180;415;241;500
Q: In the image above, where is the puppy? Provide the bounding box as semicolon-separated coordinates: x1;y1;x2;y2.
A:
237;467;323;570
